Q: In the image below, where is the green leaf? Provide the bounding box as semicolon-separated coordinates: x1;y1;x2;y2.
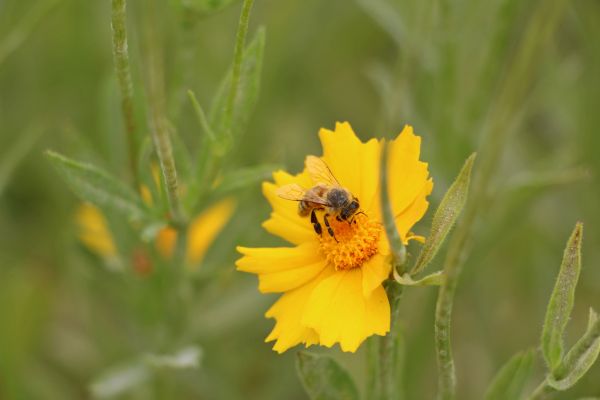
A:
541;222;584;370
354;0;404;47
46;150;148;222
484;349;535;400
0;127;41;196
411;153;476;275
209;26;265;141
394;270;445;286
296;351;359;400
181;0;238;15
211;164;279;197
548;308;600;391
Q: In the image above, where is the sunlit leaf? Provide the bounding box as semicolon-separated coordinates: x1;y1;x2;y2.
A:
296;351;359;400
411;153;476;275
46;150;149;222
484;349;534;400
145;346;202;369
542;222;583;369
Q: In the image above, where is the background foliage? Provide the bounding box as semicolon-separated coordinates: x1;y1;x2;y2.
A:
0;0;599;398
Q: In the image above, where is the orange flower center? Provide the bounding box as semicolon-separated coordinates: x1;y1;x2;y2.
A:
319;213;382;270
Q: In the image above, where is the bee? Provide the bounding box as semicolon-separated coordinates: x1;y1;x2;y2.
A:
276;156;361;241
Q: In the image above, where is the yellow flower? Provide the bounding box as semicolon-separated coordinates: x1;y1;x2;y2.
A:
76;199;236;271
155;198;237;268
236;122;433;353
76;202;118;260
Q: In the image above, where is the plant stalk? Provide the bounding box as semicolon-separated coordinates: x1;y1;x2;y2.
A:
111;0;138;184
223;0;255;140
143;2;183;226
378;281;403;400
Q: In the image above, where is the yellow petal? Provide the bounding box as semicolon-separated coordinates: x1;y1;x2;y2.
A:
264;268;334;353
262;170;315;245
75;203;117;258
302;268;390;352
395;178;433;239
186;198;236;267
387;125;433;238
236;242;328;293
318;122;382;214
361;253;391;297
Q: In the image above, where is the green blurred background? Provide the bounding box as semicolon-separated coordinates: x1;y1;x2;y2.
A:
1;0;599;398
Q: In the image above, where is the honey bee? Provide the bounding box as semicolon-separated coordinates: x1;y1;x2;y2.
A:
276;156;361;241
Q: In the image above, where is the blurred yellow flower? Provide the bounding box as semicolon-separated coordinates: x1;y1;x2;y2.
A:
155;198;236;268
236;122;433;353
76;198;236;271
75;202;118;260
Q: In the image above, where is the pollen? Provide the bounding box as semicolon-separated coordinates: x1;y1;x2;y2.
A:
319;213;382;270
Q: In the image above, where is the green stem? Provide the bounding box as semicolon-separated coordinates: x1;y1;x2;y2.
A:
143;3;183;225
223;0;255;140
378;281;403;400
526;380;553;400
433;1;569;399
111;0;138;184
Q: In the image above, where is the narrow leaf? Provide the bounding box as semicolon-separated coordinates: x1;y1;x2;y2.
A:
354;0;404;47
484;349;535;400
46;151;148;222
548;308;600;391
542;222;584;369
411;153;476;275
0;127;41;196
296;351;359;400
209;26;265;140
394;270;445;287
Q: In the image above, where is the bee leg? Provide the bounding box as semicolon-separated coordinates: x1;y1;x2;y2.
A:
310;209;322;236
336;215;342;222
323;214;338;242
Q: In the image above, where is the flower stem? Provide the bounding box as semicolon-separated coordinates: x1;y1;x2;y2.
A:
378;281;403;400
223;0;255;140
143;3;183;226
111;0;138;184
525;380;553;400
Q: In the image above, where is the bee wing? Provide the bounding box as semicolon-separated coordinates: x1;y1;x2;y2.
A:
276;183;331;206
275;184;308;201
305;155;340;186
